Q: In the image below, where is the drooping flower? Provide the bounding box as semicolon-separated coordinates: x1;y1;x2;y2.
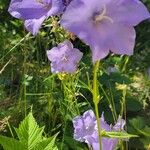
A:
61;0;150;62
73;110;125;150
8;0;64;35
47;40;83;73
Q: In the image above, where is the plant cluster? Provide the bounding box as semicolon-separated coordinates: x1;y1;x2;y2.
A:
0;0;150;150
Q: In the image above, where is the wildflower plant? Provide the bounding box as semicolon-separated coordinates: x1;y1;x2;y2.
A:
46;40;83;73
5;0;150;150
0;112;58;150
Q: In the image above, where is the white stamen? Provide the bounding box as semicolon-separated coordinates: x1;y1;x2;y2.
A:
94;5;114;24
61;56;68;62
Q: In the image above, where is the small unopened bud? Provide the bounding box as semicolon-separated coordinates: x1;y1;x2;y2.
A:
116;83;127;91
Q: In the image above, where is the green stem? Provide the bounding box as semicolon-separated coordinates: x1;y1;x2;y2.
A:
7;121;14;138
100;84;117;122
93;61;103;150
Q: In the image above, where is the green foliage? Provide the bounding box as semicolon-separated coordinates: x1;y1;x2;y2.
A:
0;112;58;150
128;117;150;149
0;0;150;150
0;136;25;150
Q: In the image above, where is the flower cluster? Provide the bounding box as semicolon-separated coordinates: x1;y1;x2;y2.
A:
7;1;150;149
8;0;150;63
73;110;125;150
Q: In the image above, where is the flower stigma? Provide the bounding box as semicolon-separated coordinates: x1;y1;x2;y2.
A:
94;5;113;24
61;55;69;62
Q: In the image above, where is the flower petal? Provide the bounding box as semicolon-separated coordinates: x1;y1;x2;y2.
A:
108;23;136;55
24;16;46;35
8;0;48;19
108;0;150;26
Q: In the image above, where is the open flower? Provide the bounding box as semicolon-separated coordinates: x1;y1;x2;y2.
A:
61;0;150;62
73;110;97;144
8;0;63;35
73;110;125;150
47;40;83;73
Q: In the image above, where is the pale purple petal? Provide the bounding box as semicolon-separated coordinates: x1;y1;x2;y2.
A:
61;0;150;62
47;0;64;16
73;110;126;150
108;0;150;26
100;113;111;131
92;138;118;150
106;23;136;55
24;16;46;35
8;0;63;35
113;118;126;131
8;0;49;19
73;116;85;142
46;40;83;73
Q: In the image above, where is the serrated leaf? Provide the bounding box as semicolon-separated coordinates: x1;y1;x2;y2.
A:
15;112;44;150
102;131;138;139
0;135;25;150
33;134;58;150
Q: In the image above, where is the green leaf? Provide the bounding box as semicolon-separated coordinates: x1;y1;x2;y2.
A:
15;112;44;150
33;134;58;150
129;117;146;130
0;135;25;150
102;131;138;139
126;98;142;112
140;137;150;149
135;126;150;137
129;117;150;137
0;112;58;150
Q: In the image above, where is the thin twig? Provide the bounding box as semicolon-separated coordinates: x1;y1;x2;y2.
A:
0;58;12;74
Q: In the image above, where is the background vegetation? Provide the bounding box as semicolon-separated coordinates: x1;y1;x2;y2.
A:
0;0;150;149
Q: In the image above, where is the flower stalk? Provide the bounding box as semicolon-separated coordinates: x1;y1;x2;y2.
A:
93;61;103;150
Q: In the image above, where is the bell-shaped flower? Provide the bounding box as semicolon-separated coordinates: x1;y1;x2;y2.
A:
61;0;150;62
73;110;125;150
47;40;83;73
8;0;64;35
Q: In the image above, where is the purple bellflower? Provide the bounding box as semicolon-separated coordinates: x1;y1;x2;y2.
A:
61;0;150;62
8;0;64;35
73;110;125;150
47;40;83;73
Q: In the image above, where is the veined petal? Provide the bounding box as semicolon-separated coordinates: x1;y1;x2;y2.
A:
108;0;150;26
24;16;46;35
108;23;136;55
47;0;64;16
47;40;83;73
8;0;49;19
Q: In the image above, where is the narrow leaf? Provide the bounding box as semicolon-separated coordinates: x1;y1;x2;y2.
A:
102;131;138;139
